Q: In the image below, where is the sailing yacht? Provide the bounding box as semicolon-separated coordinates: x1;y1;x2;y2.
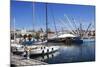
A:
11;3;59;55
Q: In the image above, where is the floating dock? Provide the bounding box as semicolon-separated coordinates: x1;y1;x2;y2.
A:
11;54;48;66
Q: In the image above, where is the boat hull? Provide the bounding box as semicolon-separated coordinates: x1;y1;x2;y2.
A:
11;44;59;55
48;38;83;44
30;46;59;55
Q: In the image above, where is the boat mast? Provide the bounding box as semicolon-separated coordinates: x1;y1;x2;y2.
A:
50;7;58;37
71;17;79;34
84;23;92;37
45;3;48;41
32;2;35;32
13;17;16;43
64;15;76;34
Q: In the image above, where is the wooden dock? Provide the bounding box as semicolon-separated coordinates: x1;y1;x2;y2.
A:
11;54;48;66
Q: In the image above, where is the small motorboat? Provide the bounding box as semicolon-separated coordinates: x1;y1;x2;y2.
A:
11;43;59;55
29;46;60;55
11;43;24;53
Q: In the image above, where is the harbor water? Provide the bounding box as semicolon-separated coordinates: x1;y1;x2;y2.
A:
30;39;95;64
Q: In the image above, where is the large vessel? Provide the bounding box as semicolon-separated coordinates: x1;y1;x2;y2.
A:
48;33;83;44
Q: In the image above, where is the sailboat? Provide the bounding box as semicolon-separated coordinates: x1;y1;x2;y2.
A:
47;10;83;44
28;3;59;55
11;3;59;55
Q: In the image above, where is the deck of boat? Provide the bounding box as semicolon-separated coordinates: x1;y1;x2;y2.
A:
11;54;48;66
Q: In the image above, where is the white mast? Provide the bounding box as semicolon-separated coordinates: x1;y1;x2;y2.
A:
33;2;35;32
13;17;16;43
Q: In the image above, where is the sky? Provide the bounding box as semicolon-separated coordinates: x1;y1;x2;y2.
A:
10;0;95;31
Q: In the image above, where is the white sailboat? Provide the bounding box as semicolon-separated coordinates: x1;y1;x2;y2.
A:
11;3;60;55
28;45;59;55
11;44;59;55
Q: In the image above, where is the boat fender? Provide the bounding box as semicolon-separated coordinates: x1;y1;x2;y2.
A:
52;48;53;51
47;49;49;53
44;47;45;49
41;47;43;49
15;48;17;51
42;50;44;54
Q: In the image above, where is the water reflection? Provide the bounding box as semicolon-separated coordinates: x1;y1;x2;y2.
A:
31;40;95;64
30;51;60;61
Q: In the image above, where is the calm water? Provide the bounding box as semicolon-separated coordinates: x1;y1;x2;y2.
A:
31;39;95;64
